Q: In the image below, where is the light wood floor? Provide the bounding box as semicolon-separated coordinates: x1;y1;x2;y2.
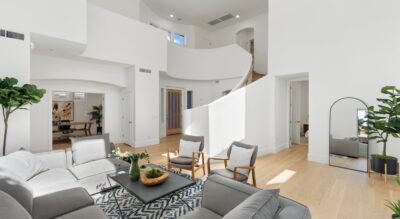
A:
116;134;400;219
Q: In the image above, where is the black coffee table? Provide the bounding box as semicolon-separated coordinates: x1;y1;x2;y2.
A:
106;164;196;218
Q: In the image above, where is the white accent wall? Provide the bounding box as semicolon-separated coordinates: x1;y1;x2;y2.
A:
269;0;400;162
0;34;31;154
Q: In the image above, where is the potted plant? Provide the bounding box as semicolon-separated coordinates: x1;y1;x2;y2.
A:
112;147;150;181
386;199;400;219
365;86;400;174
89;104;103;135
0;77;46;156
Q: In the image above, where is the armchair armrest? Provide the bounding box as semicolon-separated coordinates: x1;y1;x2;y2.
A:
207;157;229;174
233;166;256;186
192;151;204;166
166;148;179;163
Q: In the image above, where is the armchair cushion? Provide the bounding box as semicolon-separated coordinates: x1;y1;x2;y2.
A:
222;190;280;219
227;146;254;175
170;156;197;165
210;169;248;182
179;139;201;158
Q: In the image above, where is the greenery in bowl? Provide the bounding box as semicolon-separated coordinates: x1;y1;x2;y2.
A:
145;168;163;178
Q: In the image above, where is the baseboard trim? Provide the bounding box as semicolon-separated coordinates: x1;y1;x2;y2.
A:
308;153;329;164
134;139;160;148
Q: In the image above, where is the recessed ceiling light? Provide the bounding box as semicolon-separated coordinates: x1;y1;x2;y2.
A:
170;14;174;18
235;15;240;19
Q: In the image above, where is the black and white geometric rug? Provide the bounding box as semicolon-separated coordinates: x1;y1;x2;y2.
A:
92;169;203;219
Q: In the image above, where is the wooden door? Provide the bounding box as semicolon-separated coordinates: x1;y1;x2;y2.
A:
166;89;182;135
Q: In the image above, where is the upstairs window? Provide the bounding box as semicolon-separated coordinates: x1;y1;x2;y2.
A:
173;33;185;45
187;91;193;109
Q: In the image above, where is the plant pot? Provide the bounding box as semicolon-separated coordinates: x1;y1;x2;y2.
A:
97;126;102;135
392;214;399;219
129;158;140;181
371;155;398;175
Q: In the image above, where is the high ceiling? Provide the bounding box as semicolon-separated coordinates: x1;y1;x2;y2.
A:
142;0;268;31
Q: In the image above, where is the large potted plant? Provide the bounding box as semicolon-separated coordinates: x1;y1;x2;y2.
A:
89;104;103;135
365;86;400;175
0;77;46;156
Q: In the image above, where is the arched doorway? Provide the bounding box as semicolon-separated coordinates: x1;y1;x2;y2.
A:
236;28;255;57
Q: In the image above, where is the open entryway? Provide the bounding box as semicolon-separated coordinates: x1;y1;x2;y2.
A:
289;80;309;147
52;91;104;150
166;89;183;135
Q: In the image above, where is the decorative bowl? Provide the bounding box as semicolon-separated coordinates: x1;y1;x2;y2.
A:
140;170;169;186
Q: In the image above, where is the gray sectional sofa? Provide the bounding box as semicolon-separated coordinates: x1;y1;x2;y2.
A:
0;134;129;219
183;174;311;219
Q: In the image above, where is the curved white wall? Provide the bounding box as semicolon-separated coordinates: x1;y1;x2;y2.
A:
167;43;252;80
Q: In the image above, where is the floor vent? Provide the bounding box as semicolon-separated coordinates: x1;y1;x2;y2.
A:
208;13;234;26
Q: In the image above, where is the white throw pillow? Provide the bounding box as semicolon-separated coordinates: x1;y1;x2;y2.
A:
179;140;201;158
0;151;49;181
72;139;106;165
227;145;254;175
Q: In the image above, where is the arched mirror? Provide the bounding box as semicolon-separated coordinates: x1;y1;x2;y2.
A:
329;97;369;172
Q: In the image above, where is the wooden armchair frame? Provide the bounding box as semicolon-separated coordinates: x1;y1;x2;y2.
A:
167;148;206;180
207;157;257;186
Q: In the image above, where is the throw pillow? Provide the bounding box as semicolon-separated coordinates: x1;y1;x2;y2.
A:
71;138;107;165
0;150;49;180
227;145;254;175
222;190;280;219
179;139;201;158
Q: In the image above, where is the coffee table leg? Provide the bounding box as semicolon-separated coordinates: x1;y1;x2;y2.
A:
158;193;175;219
107;176;125;219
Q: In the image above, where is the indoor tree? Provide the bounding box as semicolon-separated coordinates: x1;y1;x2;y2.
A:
365;86;400;157
89;104;103;134
0;77;46;156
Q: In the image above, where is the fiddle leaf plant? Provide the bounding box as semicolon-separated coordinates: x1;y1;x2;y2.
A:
0;77;46;156
89;104;103;128
364;86;400;158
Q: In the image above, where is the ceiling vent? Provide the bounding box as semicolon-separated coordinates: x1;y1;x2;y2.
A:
0;29;5;37
139;68;152;74
208;13;234;26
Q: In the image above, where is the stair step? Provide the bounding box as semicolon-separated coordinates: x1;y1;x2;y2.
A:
251;71;265;82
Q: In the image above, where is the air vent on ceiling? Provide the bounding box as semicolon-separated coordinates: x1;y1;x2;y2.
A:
6;30;24;41
208;13;234;26
0;29;5;37
139;68;152;74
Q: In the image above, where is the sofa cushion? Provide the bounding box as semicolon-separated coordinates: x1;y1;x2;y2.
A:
227;145;254;175
55;205;107;219
222;190;280;219
0;167;33;213
70;134;111;165
71;138;107;165
33;187;94;219
181;208;222;219
210;169;248;182
0;190;32;219
35;150;68;169
27;168;79;197
0;150;49;180
68;158;129;180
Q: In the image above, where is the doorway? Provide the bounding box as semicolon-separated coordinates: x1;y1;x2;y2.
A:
166;89;183;135
52;91;104;150
289;81;309;147
122;91;134;146
236;28;255;55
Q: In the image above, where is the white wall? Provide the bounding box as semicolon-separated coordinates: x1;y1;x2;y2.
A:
31;54;128;87
167;43;252;80
269;0;400;163
0;0;87;44
89;0;140;20
0;34;31;155
30;80;124;152
82;4;167;71
183;75;276;157
209;13;268;74
134;68;160;147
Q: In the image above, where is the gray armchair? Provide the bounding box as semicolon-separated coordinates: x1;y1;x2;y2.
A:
167;134;205;180
208;141;258;186
182;175;312;219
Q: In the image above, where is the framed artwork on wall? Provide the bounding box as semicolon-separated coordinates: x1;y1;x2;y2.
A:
52;101;74;121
